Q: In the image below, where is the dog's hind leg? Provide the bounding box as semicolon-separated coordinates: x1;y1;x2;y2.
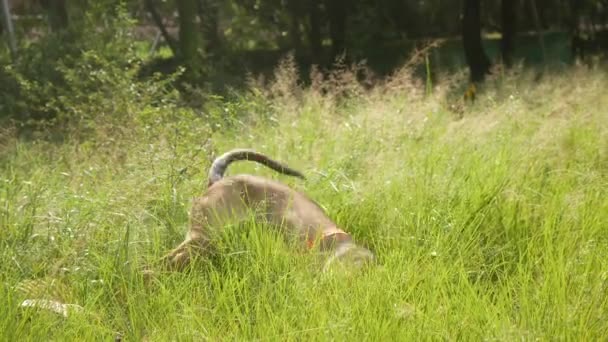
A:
160;196;215;270
161;188;248;271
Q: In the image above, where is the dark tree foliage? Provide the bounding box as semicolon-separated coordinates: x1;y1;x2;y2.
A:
144;0;178;55
308;0;322;63
39;0;69;31
4;0;608;91
327;0;348;60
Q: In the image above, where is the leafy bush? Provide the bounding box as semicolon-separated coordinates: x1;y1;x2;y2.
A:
0;3;153;125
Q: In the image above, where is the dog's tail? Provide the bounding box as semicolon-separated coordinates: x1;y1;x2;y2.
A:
207;149;305;187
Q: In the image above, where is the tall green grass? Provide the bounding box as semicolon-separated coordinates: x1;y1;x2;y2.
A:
1;60;607;340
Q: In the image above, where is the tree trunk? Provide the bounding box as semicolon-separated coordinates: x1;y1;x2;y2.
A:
1;0;17;59
177;0;203;80
197;0;220;52
529;0;546;63
308;0;322;64
40;0;69;32
569;0;584;60
462;0;491;82
501;0;517;68
327;0;347;61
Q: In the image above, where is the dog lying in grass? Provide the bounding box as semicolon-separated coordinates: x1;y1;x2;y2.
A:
160;148;375;272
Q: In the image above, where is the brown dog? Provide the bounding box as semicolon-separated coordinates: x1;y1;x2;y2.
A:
161;149;374;272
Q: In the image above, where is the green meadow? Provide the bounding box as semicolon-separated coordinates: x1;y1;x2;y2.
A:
1;59;607;340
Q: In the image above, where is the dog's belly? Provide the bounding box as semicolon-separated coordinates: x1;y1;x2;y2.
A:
269;193;337;245
210;174;341;248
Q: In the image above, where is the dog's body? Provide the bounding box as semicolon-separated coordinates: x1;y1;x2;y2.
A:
162;149;374;271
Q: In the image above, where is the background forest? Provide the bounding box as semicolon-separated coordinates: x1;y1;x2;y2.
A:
1;0;608;122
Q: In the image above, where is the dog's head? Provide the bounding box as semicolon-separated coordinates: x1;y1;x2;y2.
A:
322;241;375;273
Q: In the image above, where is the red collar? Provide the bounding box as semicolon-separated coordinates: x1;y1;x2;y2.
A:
307;227;351;250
